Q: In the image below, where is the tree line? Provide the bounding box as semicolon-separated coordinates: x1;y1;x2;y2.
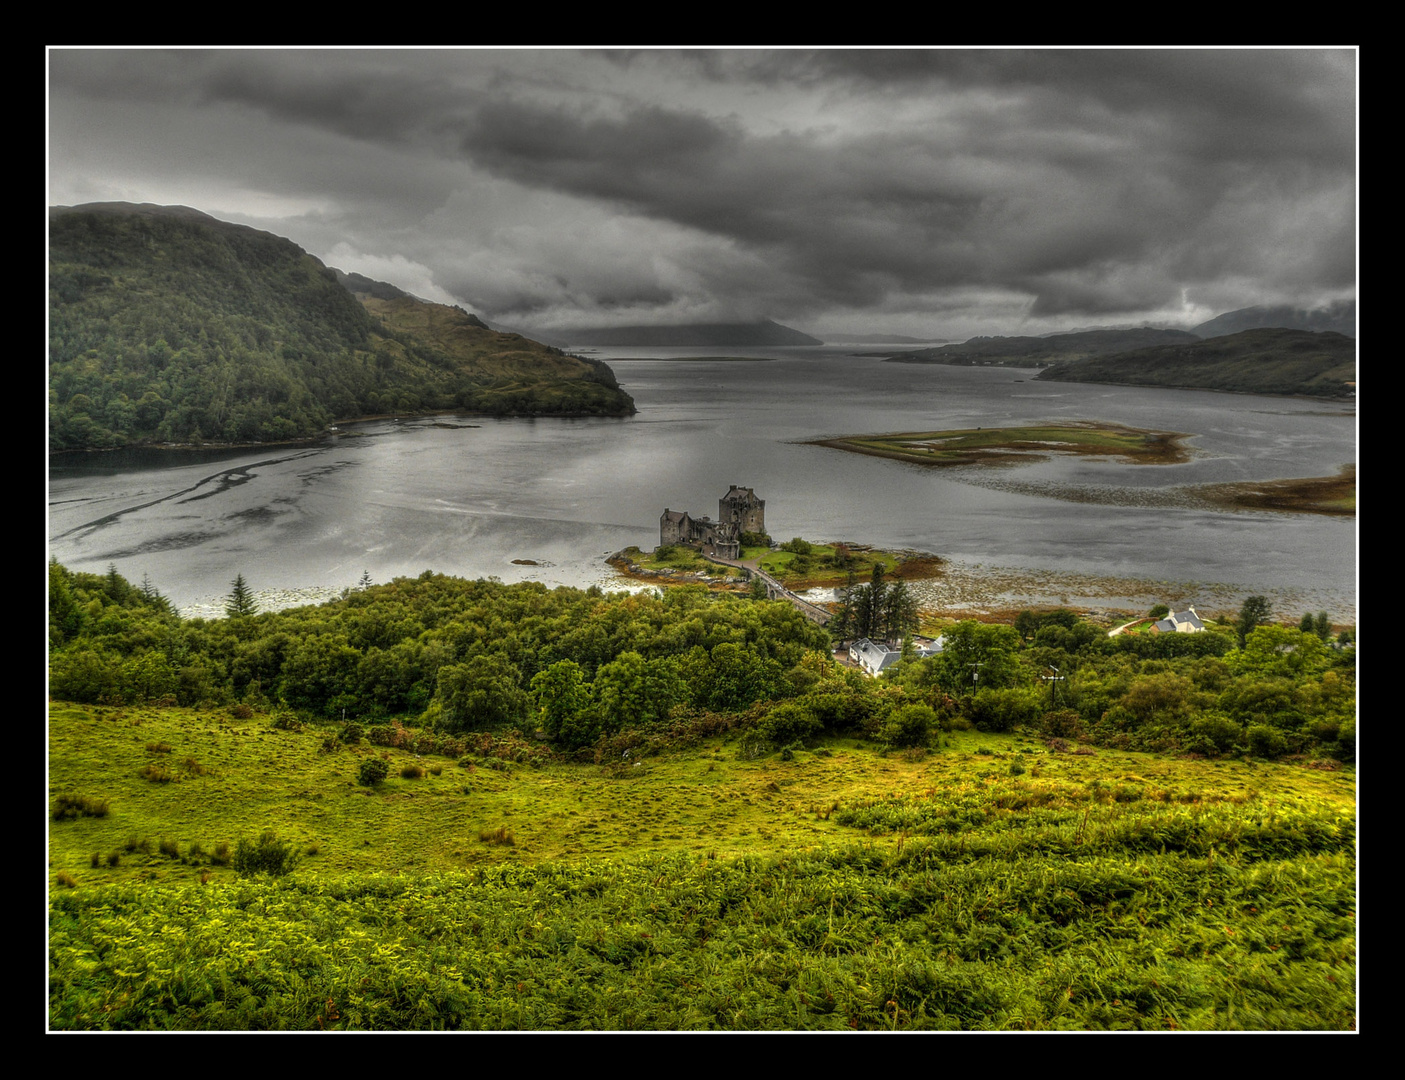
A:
48;562;1354;762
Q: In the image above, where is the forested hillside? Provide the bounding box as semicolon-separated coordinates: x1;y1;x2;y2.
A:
48;204;634;451
1036;328;1356;397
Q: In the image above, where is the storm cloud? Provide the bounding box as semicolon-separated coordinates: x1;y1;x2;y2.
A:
47;47;1355;339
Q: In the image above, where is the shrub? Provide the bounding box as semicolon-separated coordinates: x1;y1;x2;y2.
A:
106;852;120;867
124;836;152;854
230;703;255;720
1246;723;1288;759
138;763;173;783
883;704;937;749
400;763;425;779
55;871;77;889
232;830;301;877
1186;713;1243;757
52;794;109;821
159;838;181;859
1040;709;1083;739
759;702;823;747
145;742;172;754
963;687;1042;733
479;826;516;846
358;758;390;786
211;841;232;866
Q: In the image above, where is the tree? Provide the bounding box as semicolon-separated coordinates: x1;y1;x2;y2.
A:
432;655;530;732
882;579;919;643
1235;595;1272;647
531;660;592;747
226;573;258;618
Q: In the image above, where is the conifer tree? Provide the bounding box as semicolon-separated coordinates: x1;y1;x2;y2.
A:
226;573;258;618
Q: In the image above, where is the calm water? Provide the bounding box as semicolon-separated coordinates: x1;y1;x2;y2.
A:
48;346;1357;618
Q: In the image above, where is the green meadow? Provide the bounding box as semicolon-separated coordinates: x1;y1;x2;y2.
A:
49;700;1355;1031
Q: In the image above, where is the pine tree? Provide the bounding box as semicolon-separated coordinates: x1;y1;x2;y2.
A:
226;574;258;618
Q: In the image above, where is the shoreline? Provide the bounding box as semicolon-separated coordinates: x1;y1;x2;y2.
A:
175;557;1355;629
48;405;638;457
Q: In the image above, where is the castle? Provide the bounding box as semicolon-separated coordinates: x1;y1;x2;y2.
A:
660;486;765;560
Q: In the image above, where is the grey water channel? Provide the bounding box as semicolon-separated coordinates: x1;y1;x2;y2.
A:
48;346;1357;620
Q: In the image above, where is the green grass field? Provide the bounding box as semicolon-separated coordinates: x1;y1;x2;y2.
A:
48;701;1355;1030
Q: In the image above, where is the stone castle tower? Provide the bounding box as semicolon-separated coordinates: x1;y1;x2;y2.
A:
719;485;765;535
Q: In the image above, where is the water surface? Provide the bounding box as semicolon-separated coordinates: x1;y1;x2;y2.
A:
48;346;1357;619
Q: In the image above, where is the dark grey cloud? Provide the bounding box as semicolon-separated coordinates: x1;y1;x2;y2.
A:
48;48;1356;338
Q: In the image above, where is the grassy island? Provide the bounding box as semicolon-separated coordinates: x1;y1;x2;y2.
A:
1196;465;1356;517
612;541;944;594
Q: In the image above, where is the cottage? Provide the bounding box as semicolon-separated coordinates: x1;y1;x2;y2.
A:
849;638;902;676
1151;607;1205;634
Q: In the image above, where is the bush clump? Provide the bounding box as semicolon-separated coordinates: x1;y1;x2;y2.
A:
883;704;937;749
358;758;390;786
231;830;301;878
52;794;110;821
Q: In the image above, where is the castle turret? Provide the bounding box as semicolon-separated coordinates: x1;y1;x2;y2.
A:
720;485;765;535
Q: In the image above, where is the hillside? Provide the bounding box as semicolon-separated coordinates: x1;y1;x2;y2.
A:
1035;328;1357;397
48;203;634;451
884;327;1200;367
1192;301;1356;339
46;562;1356;1030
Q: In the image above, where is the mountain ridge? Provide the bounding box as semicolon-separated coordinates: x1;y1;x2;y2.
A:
48;203;635;451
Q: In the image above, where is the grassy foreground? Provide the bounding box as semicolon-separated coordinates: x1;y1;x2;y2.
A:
48;702;1355;1030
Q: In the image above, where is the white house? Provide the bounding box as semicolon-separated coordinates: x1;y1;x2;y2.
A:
848;635;945;676
1151;607;1205;634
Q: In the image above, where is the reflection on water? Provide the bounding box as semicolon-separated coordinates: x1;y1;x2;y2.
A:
48;346;1356;619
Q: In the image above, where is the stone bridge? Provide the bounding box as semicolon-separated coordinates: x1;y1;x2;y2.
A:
703;554;832;627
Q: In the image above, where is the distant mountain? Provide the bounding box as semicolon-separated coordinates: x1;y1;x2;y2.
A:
884;327;1201;367
548;320;823;347
1036;328;1356;397
1192;301;1355;339
823;332;948;345
49;203;634;451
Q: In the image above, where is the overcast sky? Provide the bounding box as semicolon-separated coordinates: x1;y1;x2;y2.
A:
47;47;1356;340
